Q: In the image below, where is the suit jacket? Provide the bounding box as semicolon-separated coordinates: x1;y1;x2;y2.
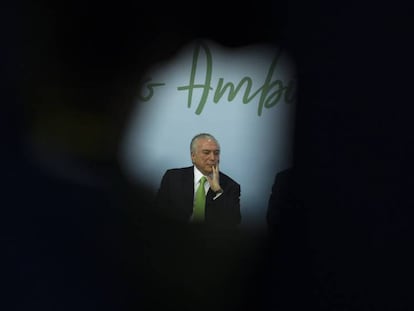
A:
266;167;305;233
155;166;241;226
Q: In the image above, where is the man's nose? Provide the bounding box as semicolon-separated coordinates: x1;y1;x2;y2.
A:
211;153;218;161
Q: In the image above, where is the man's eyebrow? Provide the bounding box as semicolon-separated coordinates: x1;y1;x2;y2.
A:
201;149;220;152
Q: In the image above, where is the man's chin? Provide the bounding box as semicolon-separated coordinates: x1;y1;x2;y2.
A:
204;168;213;174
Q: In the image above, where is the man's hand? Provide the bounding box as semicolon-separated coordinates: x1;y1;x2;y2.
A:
207;164;222;192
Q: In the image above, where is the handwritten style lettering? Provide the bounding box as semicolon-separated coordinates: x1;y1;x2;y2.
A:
138;79;165;101
177;42;296;116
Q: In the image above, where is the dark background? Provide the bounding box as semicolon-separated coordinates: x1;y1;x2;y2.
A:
3;0;413;310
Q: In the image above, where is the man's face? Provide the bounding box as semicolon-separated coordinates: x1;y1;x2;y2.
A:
191;138;220;176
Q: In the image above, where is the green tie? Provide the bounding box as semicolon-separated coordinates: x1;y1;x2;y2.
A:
193;176;207;222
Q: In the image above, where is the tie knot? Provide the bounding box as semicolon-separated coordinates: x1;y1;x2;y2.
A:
200;176;207;185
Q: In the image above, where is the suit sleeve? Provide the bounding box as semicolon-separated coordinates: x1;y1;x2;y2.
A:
207;179;241;226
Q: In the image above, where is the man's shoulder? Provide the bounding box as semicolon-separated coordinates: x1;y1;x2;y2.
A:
219;171;240;187
164;166;193;175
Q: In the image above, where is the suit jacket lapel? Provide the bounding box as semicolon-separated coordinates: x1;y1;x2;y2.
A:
182;166;195;211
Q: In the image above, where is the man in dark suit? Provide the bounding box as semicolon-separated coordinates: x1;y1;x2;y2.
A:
155;133;241;227
266;167;296;229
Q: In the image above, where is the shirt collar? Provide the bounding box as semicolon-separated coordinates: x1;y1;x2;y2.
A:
193;166;205;184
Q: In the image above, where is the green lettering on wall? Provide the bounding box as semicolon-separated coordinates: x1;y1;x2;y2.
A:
256;49;284;116
177;41;213;115
138;79;165;101
168;41;295;116
214;77;264;104
284;79;297;104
